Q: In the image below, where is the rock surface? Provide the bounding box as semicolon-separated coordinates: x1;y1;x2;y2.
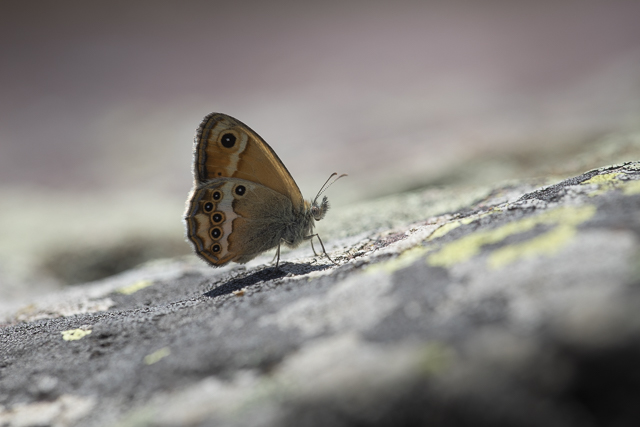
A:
2;162;640;427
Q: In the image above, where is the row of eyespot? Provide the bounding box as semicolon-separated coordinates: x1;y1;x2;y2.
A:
202;192;223;255
202;185;246;255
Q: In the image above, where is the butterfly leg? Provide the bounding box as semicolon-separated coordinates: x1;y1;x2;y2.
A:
305;234;338;265
309;238;319;256
274;242;282;269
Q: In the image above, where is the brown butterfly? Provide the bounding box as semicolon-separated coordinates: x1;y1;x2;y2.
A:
184;113;345;268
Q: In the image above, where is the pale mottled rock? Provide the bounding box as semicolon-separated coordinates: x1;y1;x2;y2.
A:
2;163;640;427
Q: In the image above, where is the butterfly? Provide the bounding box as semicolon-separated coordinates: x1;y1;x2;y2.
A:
184;113;345;268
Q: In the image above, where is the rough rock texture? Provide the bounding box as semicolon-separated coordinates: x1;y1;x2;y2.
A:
2;162;640;427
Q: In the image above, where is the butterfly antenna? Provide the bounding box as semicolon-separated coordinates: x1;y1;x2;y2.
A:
313;173;347;204
314;173;337;201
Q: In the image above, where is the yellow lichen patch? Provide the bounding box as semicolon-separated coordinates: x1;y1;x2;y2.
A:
463;208;501;223
61;328;92;341
427;233;489;268
582;172;622;186
582;172;623;197
419;342;455;375
427;205;596;269
622;180;640;195
427;221;462;241
582;172;640;197
118;279;154;295
489;224;576;269
144;347;171;365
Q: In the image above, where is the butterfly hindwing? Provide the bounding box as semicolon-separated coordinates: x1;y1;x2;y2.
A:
185;178;298;266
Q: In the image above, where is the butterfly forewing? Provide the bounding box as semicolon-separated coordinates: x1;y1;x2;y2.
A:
194;113;304;208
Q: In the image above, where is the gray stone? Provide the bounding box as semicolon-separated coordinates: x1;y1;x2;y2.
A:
2;163;640;426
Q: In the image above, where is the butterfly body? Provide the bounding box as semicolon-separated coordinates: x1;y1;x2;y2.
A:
184;113;336;267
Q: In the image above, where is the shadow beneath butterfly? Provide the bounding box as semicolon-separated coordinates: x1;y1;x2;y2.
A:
203;262;332;298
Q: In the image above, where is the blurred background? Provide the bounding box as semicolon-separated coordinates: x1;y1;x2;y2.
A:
1;0;640;301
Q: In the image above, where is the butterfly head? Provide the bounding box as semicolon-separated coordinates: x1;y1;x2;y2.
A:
311;196;330;221
309;173;346;222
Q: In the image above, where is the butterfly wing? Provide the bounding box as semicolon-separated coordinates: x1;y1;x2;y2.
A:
193;112;304;209
185;178;299;266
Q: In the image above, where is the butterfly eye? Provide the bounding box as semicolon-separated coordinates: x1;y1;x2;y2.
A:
210;227;222;240
211;212;225;224
311;196;329;221
234;185;246;196
203;202;214;213
211;244;221;253
220;133;236;148
212;191;222;201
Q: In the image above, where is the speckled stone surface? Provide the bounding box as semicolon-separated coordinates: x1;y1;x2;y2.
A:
2;163;640;427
